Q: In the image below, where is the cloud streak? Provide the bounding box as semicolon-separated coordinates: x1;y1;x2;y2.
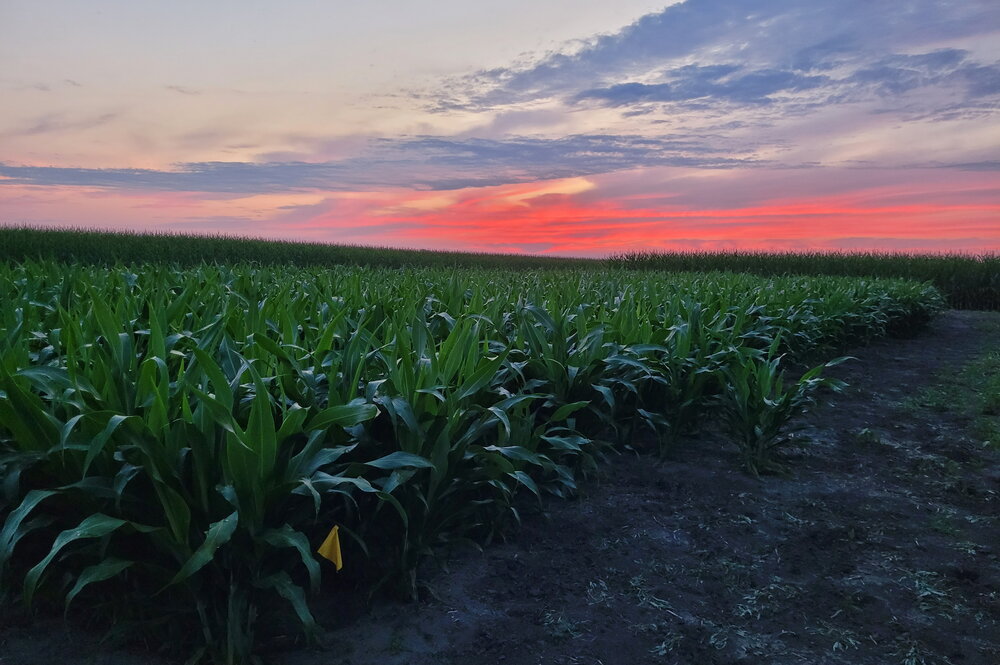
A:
576;65;830;106
1;112;119;138
0;133;755;193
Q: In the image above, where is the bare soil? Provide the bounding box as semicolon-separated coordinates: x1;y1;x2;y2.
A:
2;310;998;665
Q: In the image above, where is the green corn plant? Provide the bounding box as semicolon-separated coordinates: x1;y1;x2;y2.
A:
717;339;851;476
359;311;539;599
0;282;381;663
504;302;612;467
0;255;945;663
643;301;735;452
609;247;994;310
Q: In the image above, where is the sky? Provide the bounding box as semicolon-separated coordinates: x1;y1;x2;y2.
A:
1;0;998;256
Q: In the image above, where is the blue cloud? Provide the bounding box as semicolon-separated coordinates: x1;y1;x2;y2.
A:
0;134;756;194
577;66;829;106
848;49;998;96
441;0;1000;119
962;64;1000;97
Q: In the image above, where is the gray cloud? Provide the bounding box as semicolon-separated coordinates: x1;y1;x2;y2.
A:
847;49;999;97
577;65;830;106
437;0;1000;120
573;51;1000;121
2;78;83;93
0;133;756;194
1;112;119;138
620;47;997;116
922;160;1000;171
166;85;201;95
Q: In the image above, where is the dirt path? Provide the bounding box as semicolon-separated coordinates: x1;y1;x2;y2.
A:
2;311;998;665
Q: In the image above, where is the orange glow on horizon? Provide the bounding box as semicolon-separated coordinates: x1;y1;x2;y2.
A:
3;170;998;256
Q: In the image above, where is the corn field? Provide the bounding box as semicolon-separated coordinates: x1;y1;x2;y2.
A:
1;227;994;309
609;249;999;310
0;258;944;662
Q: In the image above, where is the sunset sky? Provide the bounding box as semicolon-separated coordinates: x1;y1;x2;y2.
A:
1;0;998;255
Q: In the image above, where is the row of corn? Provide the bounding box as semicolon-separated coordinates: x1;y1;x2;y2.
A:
609;249;999;310
0;260;943;662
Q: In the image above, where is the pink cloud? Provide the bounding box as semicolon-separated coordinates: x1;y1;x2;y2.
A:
4;166;997;256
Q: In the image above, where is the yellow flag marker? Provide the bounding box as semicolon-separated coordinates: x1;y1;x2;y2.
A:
317;525;343;571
